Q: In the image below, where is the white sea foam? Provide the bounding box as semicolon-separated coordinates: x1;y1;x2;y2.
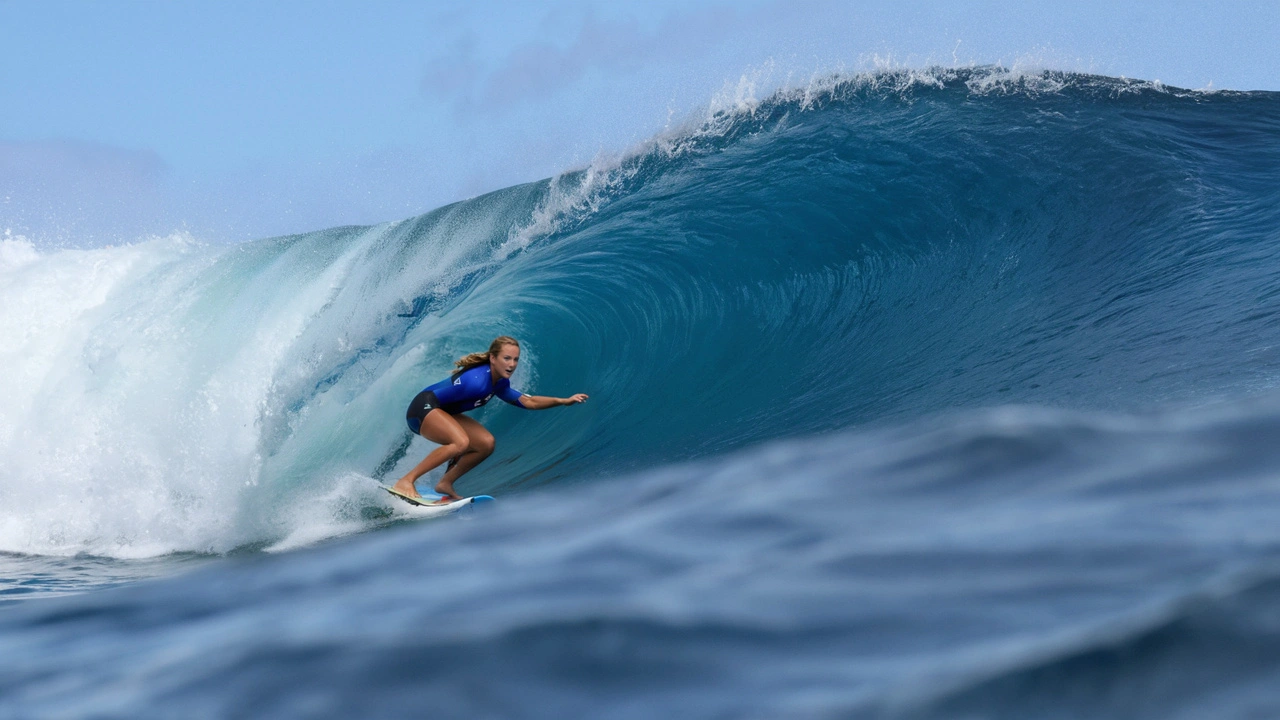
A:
0;231;372;556
0;232;41;271
0;195;557;557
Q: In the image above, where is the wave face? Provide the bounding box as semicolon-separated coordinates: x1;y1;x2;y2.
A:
1;68;1279;561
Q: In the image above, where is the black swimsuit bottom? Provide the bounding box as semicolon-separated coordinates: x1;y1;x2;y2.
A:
406;390;445;433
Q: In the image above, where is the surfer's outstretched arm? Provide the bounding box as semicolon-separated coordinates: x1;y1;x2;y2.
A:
517;393;589;410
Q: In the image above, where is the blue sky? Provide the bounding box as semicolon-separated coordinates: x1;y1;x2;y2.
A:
2;0;1277;245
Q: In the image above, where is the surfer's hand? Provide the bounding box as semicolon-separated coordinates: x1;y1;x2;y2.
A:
564;394;589;405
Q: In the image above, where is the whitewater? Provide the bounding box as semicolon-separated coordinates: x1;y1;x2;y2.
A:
2;67;1280;718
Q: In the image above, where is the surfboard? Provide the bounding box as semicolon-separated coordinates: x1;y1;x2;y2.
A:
383;486;494;516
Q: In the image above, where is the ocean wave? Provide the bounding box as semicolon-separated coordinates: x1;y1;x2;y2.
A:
7;393;1280;718
905;568;1280;720
1;67;1277;558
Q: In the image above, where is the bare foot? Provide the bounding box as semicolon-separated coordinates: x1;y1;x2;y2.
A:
392;478;421;498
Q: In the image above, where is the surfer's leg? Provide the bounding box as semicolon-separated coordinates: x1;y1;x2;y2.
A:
392;409;468;499
434;415;495;500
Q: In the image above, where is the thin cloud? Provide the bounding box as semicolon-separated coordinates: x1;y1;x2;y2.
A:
422;4;748;115
421;33;484;100
480;13;652;105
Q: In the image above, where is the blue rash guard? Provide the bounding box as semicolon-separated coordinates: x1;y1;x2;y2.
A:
405;364;525;433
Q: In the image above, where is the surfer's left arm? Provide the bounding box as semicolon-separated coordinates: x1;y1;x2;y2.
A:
515;393;589;410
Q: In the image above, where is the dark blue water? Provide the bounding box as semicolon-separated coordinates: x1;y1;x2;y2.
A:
2;67;1280;718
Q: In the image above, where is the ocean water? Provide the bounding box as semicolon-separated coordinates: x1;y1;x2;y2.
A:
2;67;1280;718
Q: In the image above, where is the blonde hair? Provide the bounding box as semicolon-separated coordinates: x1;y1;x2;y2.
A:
454;336;520;374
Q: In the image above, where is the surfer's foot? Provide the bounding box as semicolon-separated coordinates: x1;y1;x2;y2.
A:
431;483;463;504
391;479;421;499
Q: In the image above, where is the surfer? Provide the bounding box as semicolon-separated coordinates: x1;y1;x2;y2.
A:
391;336;588;505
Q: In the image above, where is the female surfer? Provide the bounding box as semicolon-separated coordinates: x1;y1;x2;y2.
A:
390;336;588;505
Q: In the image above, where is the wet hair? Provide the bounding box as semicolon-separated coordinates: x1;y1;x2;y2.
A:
454;336;520;374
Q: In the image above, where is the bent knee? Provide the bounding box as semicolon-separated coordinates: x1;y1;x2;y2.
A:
470;435;496;456
442;437;469;457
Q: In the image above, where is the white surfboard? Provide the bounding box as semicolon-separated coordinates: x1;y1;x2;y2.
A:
383;486;494;517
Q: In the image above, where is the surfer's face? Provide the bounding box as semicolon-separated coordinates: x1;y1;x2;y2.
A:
491;344;520;379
